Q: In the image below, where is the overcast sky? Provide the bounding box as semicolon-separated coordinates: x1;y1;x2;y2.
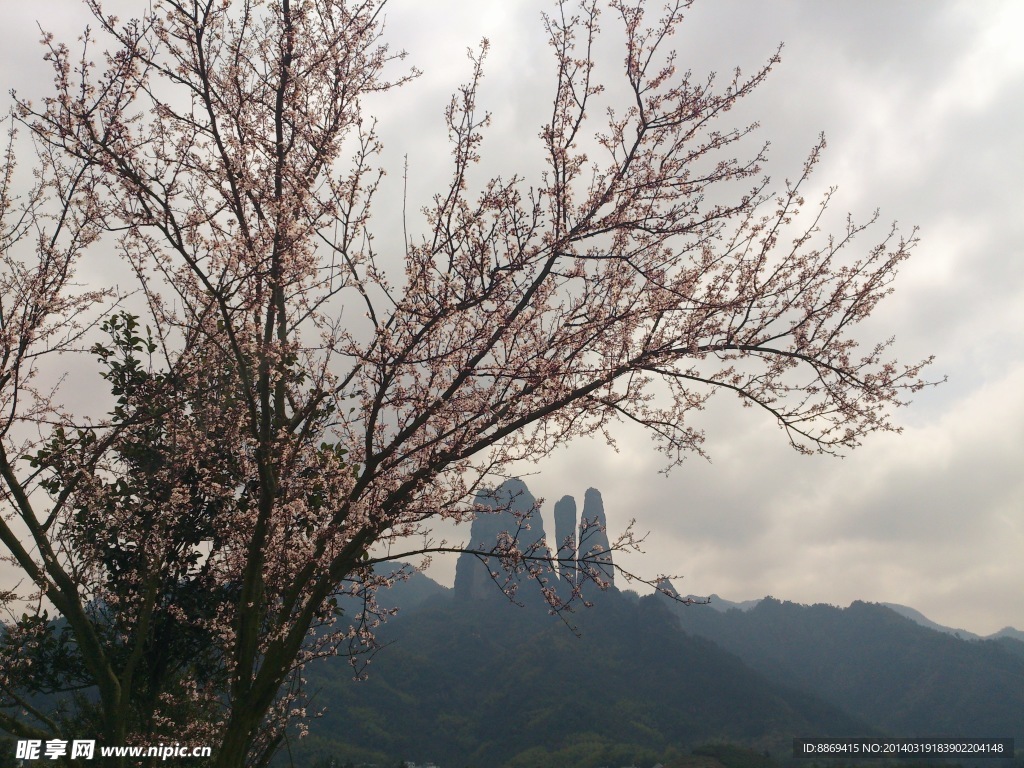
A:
3;1;1022;636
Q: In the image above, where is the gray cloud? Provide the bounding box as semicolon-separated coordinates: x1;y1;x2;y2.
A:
3;0;1021;636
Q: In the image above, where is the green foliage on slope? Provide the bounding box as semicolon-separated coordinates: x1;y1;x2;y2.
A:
670;597;1024;743
285;589;872;767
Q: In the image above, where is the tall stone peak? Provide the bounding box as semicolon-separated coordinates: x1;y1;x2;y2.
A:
453;479;547;601
453;481;616;603
579;487;614;588
553;495;577;586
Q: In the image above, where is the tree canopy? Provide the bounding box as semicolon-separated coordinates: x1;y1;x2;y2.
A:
0;0;934;765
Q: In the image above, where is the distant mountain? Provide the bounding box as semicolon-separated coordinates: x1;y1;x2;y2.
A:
681;596;1024;642
665;596;1024;743
882;602;983;640
298;573;1024;768
992;626;1024;642
699;594;761;613
294;588;875;768
374;565;451;611
293;480;1024;768
879;602;1024;644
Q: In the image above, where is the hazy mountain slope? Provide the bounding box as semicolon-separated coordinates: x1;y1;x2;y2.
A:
881;603;1024;644
670;596;1024;741
295;589;874;767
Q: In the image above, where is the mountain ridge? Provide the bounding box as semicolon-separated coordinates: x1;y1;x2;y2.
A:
296;567;1024;767
305;478;1024;768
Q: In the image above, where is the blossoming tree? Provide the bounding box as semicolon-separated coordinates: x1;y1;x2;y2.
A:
0;0;934;764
